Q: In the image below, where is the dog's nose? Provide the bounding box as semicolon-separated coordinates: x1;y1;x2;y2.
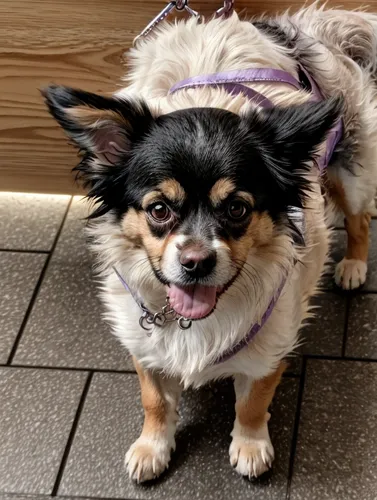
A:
179;245;216;277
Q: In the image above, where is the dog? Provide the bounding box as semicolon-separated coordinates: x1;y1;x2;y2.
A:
43;4;377;483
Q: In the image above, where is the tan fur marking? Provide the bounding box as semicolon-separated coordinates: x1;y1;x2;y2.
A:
121;209;144;247
122;208;166;266
141;191;161;210
66;106;127;128
134;357;168;435
237;361;287;431
141;182;185;209
158;179;185;204
209;178;235;205
236;191;255;207
344;213;371;261
328;179;370;262
227;211;274;263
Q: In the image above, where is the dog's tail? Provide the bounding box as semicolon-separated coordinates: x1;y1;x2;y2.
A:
289;5;377;76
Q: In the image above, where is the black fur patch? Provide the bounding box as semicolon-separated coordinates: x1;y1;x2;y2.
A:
253;21;299;51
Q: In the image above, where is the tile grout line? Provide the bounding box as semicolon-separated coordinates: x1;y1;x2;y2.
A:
0;363;137;374
6;197;74;365
51;371;94;497
341;295;351;357
0;489;135;500
285;356;307;500
58;495;136;500
1;353;376;377
319;287;377;295
0;362;300;377
0;248;51;254
296;353;377;363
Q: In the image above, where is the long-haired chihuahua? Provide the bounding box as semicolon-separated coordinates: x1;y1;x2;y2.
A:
43;5;377;482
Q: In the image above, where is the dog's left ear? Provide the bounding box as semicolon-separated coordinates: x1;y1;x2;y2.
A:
248;96;342;206
258;96;342;175
41;85;154;165
263;96;342;158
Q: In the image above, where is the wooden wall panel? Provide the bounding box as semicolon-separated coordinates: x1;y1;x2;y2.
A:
0;1;376;194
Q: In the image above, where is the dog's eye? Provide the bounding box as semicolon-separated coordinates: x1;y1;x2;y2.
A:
148;202;171;223
228;200;248;220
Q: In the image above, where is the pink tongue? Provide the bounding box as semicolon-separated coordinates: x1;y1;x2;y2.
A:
167;284;217;319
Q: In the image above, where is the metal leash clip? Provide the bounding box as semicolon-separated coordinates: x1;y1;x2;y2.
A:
215;0;234;18
133;1;199;47
138;297;193;334
139;310;154;336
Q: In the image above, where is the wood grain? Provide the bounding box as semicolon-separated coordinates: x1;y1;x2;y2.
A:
1;0;376;194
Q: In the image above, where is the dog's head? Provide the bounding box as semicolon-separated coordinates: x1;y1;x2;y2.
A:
43;86;340;319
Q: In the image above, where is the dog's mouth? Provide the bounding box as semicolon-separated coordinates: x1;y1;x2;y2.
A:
165;268;242;320
166;284;225;320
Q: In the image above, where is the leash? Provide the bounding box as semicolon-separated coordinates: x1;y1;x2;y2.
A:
133;1;234;46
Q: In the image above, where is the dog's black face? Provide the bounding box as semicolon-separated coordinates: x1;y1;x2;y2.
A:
43;86;340;319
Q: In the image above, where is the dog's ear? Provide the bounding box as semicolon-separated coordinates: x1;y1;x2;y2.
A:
41;85;154;165
248;97;342;206
261;96;342;164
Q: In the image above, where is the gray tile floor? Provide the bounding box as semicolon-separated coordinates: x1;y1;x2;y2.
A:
1;193;376;500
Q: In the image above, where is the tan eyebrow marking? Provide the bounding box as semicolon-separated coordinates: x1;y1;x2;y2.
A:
141;191;161;210
235;191;255;207
157;179;186;204
210;178;255;208
141;180;186;210
209;178;236;205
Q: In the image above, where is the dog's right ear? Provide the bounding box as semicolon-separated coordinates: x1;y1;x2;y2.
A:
41;86;154;165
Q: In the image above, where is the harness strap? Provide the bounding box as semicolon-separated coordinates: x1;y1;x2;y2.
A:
213;274;287;364
169;67;303;108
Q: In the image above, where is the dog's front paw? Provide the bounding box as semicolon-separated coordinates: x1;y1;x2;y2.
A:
125;435;175;483
229;424;274;479
335;258;367;290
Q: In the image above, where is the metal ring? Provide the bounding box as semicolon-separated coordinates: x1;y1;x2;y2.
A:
139;314;152;332
153;312;166;327
146;314;155;324
175;0;187;10
178;317;192;330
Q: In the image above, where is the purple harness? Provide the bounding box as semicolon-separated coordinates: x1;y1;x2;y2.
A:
114;66;342;365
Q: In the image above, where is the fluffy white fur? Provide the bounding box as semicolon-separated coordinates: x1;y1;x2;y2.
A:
86;5;377;480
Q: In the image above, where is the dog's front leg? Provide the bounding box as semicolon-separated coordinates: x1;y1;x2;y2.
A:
230;361;286;479
126;357;182;483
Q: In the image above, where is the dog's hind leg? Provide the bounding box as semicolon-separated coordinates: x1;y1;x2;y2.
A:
125;357;182;482
328;178;372;290
229;361;286;479
335;211;371;290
